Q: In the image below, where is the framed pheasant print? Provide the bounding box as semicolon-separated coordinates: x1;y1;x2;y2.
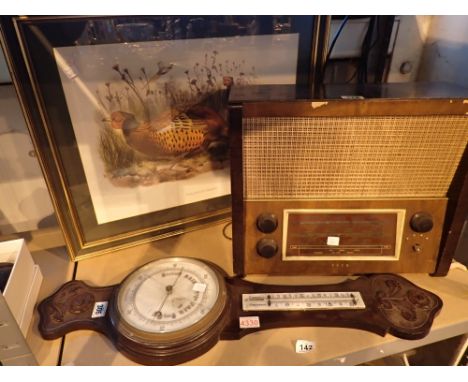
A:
1;15;316;260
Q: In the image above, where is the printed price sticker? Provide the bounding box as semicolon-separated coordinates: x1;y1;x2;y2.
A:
239;316;260;329
295;340;315;353
91;301;108;318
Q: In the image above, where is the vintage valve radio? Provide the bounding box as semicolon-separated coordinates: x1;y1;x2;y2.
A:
228;83;468;276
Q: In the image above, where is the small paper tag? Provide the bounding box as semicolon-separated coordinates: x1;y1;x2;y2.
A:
91;301;108;318
239;316;260;329
192;283;207;292
340;95;365;100
295;340;315;353
327;236;340;246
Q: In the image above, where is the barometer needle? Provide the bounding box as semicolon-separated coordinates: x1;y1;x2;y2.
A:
153;268;184;319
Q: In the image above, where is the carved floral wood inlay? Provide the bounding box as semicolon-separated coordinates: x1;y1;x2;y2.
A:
45;281;95;322
372;275;440;331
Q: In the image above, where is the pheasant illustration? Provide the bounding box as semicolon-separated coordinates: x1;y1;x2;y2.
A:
110;105;228;161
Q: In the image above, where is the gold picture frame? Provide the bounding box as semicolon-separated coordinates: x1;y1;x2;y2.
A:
0;15;314;261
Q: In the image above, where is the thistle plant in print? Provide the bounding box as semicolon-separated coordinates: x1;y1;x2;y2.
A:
96;51;256;187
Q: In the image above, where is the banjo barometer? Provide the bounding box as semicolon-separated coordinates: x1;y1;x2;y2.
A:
38;257;443;365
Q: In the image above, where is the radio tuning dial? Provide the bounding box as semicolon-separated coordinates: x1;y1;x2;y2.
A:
256;238;278;258
410;212;434;233
256;213;278;233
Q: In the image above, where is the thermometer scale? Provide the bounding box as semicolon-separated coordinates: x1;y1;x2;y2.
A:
38;257;442;365
242;291;366;311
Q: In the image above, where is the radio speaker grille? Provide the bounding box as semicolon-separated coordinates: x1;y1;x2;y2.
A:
243;116;468;199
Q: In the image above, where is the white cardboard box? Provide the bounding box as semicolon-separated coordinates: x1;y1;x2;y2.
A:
0;238;43;336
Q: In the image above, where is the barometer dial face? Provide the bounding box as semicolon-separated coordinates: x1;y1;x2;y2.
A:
114;257;227;339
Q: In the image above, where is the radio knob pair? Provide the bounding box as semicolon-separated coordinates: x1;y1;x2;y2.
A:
256;213;278;258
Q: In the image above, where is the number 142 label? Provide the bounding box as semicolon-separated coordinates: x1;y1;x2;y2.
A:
295;340;315;353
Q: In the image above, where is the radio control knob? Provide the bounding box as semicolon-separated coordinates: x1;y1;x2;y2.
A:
256;213;278;233
412;243;422;253
410;212;434;233
256;238;278;258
